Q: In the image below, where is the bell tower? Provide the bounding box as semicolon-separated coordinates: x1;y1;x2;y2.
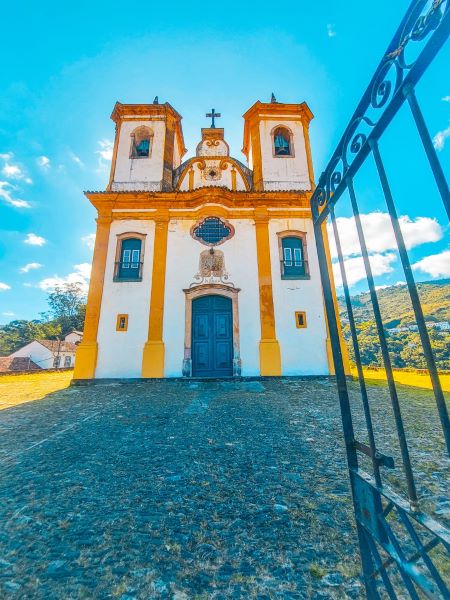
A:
107;101;186;192
242;99;314;191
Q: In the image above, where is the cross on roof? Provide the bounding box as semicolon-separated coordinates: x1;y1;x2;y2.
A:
206;108;221;128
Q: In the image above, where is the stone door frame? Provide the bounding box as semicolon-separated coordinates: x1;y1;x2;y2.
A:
182;283;241;377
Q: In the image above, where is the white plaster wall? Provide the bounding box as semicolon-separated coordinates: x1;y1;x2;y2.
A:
65;332;82;343
178;161;246;191
96;219;155;378
259;120;310;191
269;218;329;375
10;342;75;369
114;120;166;187
163;218;261;376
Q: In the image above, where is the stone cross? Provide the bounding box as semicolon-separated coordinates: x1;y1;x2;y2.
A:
206;108;221;128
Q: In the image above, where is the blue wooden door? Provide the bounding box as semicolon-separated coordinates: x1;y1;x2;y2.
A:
192;295;233;377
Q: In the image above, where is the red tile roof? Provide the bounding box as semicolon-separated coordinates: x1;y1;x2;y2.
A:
37;340;78;353
0;357;41;373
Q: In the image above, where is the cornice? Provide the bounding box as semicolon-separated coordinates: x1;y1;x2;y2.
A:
84;186;312;212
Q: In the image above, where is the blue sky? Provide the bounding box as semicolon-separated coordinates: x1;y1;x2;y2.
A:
0;0;449;322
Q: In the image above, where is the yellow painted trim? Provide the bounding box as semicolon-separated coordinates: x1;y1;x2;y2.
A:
231;168;237;191
321;221;351;375
74;215;111;379
259;340;282;377
116;314;128;331
142;215;169;377
86;189;311;212
107;120;121;191
188;168;194;190
302;121;315;191
250;122;264;191
295;311;307;329
254;211;281;376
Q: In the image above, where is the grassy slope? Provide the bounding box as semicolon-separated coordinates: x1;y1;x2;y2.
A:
339;279;450;327
0;371;72;410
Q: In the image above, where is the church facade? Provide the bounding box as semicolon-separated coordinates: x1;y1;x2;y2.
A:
74;99;347;380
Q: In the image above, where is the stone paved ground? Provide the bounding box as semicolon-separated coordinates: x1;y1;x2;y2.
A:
0;378;448;599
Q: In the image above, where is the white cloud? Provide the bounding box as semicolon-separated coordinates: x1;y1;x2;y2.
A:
2;311;14;317
37;155;51;169
328;212;442;258
412;250;450;278
38;263;91;293
0;282;11;291
442;96;450;102
82;233;96;250
70;152;85;168
0;153;32;183
24;233;46;246
332;252;397;287
375;281;406;290
0;181;31;208
2;164;22;178
327;24;336;38
97;139;113;161
433;124;450;151
23;283;33;288
96;139;114;172
20;262;43;273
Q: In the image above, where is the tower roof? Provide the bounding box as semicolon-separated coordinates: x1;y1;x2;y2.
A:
110;101;187;158
242;100;313;159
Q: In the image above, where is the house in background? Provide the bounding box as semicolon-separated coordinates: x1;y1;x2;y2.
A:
0;357;41;373
64;330;83;344
7;338;78;370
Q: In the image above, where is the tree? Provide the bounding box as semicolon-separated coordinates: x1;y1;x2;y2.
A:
46;283;86;335
0;320;62;355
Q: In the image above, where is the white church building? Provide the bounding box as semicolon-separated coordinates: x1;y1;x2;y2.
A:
74;98;348;380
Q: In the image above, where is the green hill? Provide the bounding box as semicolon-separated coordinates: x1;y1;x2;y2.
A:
338;280;450;370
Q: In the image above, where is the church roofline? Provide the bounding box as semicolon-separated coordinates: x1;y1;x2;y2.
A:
173;155;253;191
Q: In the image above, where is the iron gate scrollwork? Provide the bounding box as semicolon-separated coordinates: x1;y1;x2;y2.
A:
311;1;450;598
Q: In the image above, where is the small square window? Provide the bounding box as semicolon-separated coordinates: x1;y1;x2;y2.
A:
295;311;307;329
116;314;129;331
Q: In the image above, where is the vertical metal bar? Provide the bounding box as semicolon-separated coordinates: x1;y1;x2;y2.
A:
346;178;418;506
370;139;450;455
330;207;382;487
357;524;384;600
365;533;399;600
314;211;383;597
313;213;358;468
404;85;450;221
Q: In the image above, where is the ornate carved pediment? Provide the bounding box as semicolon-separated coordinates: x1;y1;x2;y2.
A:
189;248;235;287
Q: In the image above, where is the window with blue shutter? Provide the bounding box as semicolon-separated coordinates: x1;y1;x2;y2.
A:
281;236;308;279
116;238;142;280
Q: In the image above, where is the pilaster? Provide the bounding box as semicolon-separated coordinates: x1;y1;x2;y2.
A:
73;213;112;379
254;209;282;376
142;212;170;377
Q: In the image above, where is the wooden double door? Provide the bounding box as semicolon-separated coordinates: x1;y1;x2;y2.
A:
192;295;233;377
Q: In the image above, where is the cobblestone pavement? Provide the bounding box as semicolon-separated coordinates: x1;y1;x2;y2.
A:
0;378;448;599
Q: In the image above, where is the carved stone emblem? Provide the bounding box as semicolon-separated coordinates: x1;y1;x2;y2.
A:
199;248;225;277
189;248;235;287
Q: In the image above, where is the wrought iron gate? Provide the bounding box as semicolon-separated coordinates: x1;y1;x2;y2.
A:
311;1;450;597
